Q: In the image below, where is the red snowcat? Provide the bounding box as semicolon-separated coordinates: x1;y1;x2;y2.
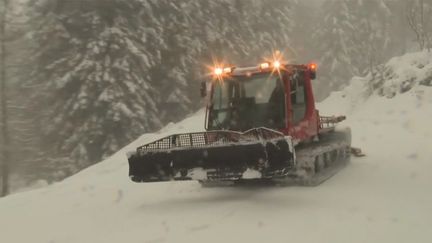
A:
128;58;356;186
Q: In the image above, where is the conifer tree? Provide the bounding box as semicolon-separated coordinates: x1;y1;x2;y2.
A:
312;0;395;99
0;0;11;196
23;0;299;180
27;0;163;177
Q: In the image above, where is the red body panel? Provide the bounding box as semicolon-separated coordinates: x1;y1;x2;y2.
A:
282;68;319;142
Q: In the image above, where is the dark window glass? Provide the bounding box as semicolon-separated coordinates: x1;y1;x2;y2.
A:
290;71;307;124
209;74;286;131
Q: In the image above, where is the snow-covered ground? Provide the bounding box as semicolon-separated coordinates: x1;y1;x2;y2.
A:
1;52;432;243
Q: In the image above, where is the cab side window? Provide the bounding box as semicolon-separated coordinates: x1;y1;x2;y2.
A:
290;71;307;124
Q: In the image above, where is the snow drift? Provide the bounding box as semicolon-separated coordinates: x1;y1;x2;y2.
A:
0;52;431;243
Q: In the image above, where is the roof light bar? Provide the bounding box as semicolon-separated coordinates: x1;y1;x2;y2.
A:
260;62;270;70
260;61;283;71
223;67;233;74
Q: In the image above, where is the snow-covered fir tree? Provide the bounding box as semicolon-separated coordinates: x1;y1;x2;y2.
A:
24;0;298;181
312;0;395;100
26;0;164;178
1;0;39;191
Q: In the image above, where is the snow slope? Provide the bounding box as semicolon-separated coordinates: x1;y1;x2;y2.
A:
1;53;432;243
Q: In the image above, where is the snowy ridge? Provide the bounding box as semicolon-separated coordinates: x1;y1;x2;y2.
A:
379;51;432;97
0;54;432;243
319;51;432;115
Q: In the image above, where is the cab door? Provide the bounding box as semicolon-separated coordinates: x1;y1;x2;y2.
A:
287;70;319;142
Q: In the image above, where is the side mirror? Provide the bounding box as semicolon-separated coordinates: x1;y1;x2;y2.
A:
310;70;316;80
200;81;207;98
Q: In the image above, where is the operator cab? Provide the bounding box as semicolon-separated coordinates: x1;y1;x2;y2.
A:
204;62;318;139
208;72;286;131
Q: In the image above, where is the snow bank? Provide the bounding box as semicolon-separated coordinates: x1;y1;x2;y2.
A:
320;51;432;113
0;53;431;243
379;51;432;97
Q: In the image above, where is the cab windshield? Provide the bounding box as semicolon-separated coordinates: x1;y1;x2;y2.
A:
208;73;286;131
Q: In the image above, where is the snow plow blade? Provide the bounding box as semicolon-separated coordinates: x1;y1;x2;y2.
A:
128;128;295;183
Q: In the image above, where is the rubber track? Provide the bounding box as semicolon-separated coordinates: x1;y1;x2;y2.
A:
199;131;351;187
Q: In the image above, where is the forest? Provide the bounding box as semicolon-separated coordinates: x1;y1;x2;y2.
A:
1;0;431;195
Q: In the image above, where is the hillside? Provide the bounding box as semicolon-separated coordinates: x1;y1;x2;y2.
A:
0;52;431;243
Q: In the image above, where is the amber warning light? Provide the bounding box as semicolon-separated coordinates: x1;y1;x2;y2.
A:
309;63;317;80
309;63;317;70
213;67;223;76
273;61;281;69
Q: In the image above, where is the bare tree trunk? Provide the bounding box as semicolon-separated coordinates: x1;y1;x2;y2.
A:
407;1;423;50
407;0;432;52
419;0;430;52
1;0;10;197
421;0;432;52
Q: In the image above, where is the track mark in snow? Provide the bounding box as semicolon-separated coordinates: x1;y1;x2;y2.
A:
114;189;123;203
390;217;399;223
407;153;418;160
188;224;210;232
144;237;166;243
81;185;94;192
223;209;236;218
348;206;360;213
161;221;170;232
